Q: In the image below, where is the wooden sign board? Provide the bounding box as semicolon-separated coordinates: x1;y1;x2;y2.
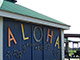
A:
3;18;62;60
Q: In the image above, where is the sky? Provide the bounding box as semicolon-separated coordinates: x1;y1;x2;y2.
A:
17;0;80;34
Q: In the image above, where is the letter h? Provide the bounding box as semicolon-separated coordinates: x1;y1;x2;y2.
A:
46;29;53;44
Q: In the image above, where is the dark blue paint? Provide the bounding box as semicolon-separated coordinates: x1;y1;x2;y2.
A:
3;18;31;60
3;18;61;60
32;25;43;60
44;27;61;60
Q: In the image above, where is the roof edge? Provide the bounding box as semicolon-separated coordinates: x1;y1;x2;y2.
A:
0;10;70;30
0;9;70;27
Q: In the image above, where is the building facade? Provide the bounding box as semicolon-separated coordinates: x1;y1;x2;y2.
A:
0;0;70;60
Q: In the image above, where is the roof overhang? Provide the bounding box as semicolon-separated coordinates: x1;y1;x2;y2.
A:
64;34;80;38
0;10;70;30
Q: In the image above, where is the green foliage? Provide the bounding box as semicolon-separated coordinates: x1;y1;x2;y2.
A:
69;50;76;56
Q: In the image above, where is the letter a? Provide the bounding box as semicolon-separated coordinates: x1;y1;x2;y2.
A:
55;36;60;49
46;29;53;44
21;24;29;40
8;27;17;47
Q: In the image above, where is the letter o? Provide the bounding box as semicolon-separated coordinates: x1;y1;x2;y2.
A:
33;26;43;42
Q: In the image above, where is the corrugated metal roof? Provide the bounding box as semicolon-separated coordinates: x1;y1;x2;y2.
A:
0;1;70;26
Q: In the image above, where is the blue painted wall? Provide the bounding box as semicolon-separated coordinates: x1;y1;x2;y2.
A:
3;18;61;60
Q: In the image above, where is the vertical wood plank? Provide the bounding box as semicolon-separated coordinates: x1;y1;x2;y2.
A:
0;17;3;60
